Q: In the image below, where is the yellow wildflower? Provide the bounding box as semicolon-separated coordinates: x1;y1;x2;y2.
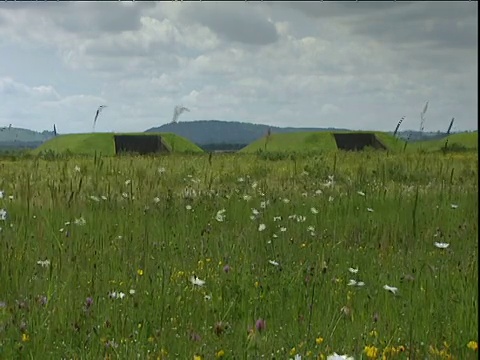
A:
193;355;202;360
21;333;30;342
315;336;324;345
467;341;478;351
215;350;225;358
290;347;297;356
137;269;144;276
364;345;379;359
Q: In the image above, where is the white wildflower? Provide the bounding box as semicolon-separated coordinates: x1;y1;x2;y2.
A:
74;217;86;226
383;284;398;295
89;195;100;202
243;195;252;201
273;216;282;222
258;223;266;232
367;208;374;212
327;353;354;360
347;279;365;287
190;275;205;287
74;165;81;172
36;259;50;267
328;196;334;202
109;291;126;299
185;205;192;210
450;204;458;209
348;267;359;274
153;197;160;204
0;209;6;221
434;242;450;249
311;207;319;214
215;209;226;222
268;260;279;266
282;198;290;204
157;167;166;175
125;179;131;185
357;191;365;196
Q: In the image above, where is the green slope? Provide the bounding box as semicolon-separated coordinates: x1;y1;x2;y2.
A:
240;131;405;153
33;132;203;156
409;132;478;152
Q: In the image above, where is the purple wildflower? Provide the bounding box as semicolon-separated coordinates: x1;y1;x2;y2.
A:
255;318;266;332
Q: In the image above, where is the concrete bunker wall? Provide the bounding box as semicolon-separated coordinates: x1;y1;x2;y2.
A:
333;133;387;151
114;135;170;155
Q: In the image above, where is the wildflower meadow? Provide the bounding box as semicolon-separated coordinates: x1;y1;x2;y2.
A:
0;151;478;359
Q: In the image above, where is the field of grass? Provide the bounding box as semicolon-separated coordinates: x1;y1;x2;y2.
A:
409;132;478;152
0;151;478;359
32;133;204;156
240;132;405;154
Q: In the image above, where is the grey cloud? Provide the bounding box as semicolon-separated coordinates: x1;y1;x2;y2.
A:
177;3;278;45
283;1;416;19
54;3;152;34
0;2;154;34
351;2;478;50
285;2;477;50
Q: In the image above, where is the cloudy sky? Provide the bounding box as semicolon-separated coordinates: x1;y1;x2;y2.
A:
0;1;477;134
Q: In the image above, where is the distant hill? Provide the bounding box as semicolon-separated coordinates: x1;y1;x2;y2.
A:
145;120;348;147
0;127;55;149
0;127;55;142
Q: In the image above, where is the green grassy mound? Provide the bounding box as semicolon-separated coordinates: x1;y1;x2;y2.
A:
240;131;405;153
33;132;203;156
409;132;478;152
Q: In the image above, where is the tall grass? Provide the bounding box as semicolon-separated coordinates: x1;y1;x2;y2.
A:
0;151;478;359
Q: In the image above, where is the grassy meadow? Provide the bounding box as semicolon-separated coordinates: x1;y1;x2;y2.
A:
33;133;204;156
0;150;478;359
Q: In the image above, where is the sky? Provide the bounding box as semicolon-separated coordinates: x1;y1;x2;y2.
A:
0;1;477;134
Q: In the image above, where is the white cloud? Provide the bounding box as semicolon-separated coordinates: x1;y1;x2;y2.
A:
0;2;477;133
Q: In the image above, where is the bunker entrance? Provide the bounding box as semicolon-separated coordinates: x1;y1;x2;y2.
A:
113;135;170;155
333;133;387;151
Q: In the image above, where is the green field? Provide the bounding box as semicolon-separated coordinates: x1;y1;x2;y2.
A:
241;131;406;154
409;132;478;152
33;133;204;156
0;151;478;359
